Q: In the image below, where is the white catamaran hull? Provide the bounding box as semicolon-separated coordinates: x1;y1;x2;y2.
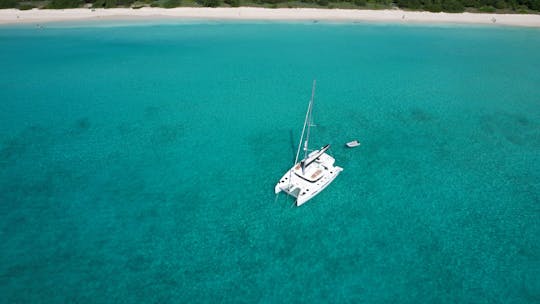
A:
275;151;343;206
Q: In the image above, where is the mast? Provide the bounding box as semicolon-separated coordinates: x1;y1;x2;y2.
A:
303;80;316;162
293;80;317;174
301;80;316;174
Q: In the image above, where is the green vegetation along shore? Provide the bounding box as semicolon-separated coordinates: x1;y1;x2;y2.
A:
1;0;539;15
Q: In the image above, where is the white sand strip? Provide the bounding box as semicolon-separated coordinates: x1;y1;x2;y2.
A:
1;7;540;27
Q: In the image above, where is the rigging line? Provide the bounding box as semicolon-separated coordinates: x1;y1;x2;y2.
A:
288;80;315;190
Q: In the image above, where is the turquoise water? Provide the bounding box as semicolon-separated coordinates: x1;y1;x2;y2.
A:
1;21;539;302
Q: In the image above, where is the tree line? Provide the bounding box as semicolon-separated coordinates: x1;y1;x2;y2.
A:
1;0;539;13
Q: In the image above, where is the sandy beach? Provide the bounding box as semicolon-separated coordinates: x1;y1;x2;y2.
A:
0;7;539;27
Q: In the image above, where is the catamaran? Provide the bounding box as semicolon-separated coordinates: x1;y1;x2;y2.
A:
275;80;343;206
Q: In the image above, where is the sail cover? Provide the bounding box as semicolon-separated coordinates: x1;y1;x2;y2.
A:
301;144;330;172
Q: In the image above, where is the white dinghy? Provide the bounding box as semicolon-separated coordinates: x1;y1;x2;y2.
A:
346;140;361;148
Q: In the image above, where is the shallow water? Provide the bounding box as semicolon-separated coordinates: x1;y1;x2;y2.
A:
1;21;539;303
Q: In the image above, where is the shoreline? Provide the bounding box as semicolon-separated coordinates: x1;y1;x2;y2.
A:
1;7;540;27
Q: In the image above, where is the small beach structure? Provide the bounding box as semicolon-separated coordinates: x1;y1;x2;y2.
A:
275;80;343;206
